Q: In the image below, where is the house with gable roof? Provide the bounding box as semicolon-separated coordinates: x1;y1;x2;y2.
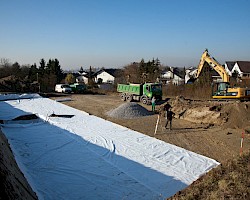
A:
224;61;235;76
161;67;185;85
70;68;95;85
231;61;250;79
75;71;89;84
94;68;122;84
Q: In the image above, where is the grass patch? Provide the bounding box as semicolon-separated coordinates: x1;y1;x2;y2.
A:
169;151;250;200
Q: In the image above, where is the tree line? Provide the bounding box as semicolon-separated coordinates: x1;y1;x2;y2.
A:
0;57;168;93
121;58;163;83
0;58;63;92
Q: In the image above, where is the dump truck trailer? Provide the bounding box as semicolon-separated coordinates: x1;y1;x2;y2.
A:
117;83;162;104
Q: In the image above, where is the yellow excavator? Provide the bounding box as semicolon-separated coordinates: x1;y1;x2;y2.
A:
196;49;250;100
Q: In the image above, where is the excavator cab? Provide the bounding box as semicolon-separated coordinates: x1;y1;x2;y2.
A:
212;82;230;96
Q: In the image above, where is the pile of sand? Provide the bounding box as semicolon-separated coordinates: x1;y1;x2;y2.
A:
107;102;152;119
221;102;250;129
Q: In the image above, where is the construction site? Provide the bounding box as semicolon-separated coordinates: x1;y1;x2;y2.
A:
1;48;250;200
1;91;250;199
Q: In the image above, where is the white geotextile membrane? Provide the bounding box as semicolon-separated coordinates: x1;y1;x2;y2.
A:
0;95;220;200
0;93;40;101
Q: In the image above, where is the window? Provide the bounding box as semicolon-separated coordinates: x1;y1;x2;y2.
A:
246;90;250;96
62;84;70;88
151;84;162;91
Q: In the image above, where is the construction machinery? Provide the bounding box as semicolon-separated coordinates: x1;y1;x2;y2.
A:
117;83;162;104
196;49;250;100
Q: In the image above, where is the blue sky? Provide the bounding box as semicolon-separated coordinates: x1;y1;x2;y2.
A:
1;0;250;70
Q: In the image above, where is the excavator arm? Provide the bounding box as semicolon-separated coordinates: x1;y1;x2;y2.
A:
196;49;230;82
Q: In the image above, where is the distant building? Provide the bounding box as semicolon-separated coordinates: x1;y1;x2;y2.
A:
94;68;122;84
185;67;222;83
75;71;89;84
210;70;223;82
161;67;185;85
185;67;197;84
224;61;235;76
184;61;250;84
231;61;250;79
65;69;95;85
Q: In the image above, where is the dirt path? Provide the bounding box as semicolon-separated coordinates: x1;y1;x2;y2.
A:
61;94;250;164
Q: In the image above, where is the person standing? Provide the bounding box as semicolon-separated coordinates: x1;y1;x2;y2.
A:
165;108;175;130
163;103;171;112
151;96;156;112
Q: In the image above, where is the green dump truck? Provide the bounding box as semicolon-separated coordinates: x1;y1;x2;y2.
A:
117;83;162;104
70;83;86;93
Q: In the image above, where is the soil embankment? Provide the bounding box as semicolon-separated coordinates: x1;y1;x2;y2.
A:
0;130;38;200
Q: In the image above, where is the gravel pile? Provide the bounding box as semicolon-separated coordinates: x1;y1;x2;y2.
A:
107;102;152;119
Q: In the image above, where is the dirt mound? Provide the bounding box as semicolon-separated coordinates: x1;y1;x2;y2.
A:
164;96;250;129
221;102;250;129
166;96;224;125
107;102;152;119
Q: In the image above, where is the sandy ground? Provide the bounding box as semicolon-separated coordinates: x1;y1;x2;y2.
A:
1;93;250;199
61;94;250;164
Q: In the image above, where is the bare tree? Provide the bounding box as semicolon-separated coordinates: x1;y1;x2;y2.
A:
123;62;141;83
0;58;11;67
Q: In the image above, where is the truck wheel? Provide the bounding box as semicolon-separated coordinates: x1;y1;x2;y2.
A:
121;93;126;101
141;96;148;104
126;95;133;102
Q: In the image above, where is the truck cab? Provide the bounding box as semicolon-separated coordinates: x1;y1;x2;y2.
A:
143;83;162;100
70;83;86;93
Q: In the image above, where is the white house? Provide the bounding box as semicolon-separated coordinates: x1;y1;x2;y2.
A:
74;71;88;84
185;67;197;83
94;69;120;84
183;61;250;84
224;61;235;76
185;66;222;83
231;61;250;79
76;75;89;84
161;67;184;85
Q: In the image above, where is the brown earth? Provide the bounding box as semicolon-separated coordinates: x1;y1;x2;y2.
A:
1;93;250;199
0;130;38;200
61;94;250;164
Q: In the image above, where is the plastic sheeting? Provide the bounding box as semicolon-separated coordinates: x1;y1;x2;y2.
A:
0;94;220;200
0;93;40;101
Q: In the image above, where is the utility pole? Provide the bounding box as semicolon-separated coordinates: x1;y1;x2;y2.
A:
37;72;41;93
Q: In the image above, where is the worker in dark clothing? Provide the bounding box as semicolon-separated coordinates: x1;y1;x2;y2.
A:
165;108;175;130
163;103;171;112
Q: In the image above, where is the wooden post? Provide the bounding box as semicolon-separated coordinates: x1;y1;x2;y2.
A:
240;129;245;156
154;114;160;135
